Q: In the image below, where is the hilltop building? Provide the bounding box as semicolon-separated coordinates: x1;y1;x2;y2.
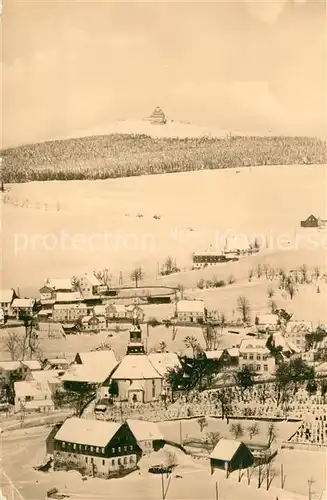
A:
300;214;319;228
144;106;167;125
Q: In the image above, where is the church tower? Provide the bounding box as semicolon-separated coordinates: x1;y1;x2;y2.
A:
126;320;145;355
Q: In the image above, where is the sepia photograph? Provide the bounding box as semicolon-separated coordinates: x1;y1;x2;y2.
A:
0;1;326;499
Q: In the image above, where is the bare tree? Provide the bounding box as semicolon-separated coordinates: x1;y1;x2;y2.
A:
230;423;244;440
313;267;321;282
172;324;178;341
21;314;39;360
285;277;296;300
184;335;200;357
247;422;259;440
219;312;227;335
299;264;309;284
202;324;219;350
130;267;144;288
237;296;251;324
248;268;254;282
263;263;270;280
267;285;274;298
267;422;277;447
158;341;168;353
256;264;263;278
205;431;220;452
268;300;277;313
4;332;22;360
197;416;208;433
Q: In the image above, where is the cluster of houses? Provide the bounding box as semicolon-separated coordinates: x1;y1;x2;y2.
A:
0;322;181;413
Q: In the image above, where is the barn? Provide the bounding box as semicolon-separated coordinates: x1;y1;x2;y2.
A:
210;438;254;474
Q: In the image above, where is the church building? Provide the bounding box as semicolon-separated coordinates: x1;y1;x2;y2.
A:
103;323;163;403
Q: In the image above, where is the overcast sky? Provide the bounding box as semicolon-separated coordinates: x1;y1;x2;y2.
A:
1;0;326;147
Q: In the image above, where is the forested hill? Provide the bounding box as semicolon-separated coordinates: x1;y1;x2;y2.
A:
2;134;326;183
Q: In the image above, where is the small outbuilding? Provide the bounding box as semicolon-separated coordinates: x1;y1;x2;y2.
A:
300;214;319;228
210;438;254;474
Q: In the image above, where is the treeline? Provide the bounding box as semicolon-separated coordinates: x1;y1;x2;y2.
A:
2;134;326;183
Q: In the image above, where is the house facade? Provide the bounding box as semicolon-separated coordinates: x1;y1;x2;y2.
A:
14;380;54;413
79;274;102;299
125;305;145;323
12;298;36;319
239;338;275;374
176;300;206;323
0;289;16;317
53;417;141;478
105;304;127;320
81;315;106;333
284;321;313;351
53;303;87;323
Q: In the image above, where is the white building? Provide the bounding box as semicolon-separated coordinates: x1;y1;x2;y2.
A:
176;300;206;323
239;338;275;374
126;419;164;455
14;380;54;413
12;298;36;318
62;351;118;390
284;321;313;351
0;289;16;317
53;303;87;322
81;315;106;333
79;273;102;299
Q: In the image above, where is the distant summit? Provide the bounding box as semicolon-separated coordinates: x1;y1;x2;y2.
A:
144;106;167;125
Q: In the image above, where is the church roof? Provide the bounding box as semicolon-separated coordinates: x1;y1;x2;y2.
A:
111;354;162;380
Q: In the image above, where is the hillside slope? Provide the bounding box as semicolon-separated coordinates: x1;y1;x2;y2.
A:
2;132;326;183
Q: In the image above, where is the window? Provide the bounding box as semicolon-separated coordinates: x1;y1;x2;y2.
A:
256;364;261;371
249;354;254;360
124;457;127;464
256;354;261;361
62;442;66;448
118;447;121;452
264;365;268;372
112;448;115;453
130;456;134;463
101;448;105;454
90;447;94;452
102;460;105;466
73;444;77;450
130;445;133;451
242;354;247;360
263;355;268;361
124;446;127;452
112;459;115;466
85;457;88;463
118;458;122;465
90;458;94;464
96;447;99;453
152;379;156;398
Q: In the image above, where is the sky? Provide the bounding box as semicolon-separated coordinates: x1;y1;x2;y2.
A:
1;0;326;147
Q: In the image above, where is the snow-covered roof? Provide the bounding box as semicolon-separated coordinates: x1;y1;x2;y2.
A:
54;417;121;447
14;380;51;397
21;360;42;371
77;350;117;368
0;361;21;371
0;289;15;303
45;358;68;365
147;353;181;376
272;333;301;354
256;314;279;326
128;380;145;392
12;298;35;308
62;361;117;385
127;419;164;442
176;300;205;314
30;370;63;383
56;292;82;303
204;350;224;360
53;303;86;310
112;354;162;380
80;273;101;286
107;304;126;313
239;338;269;353
210;438;244;461
45;278;72;291
93;305;106;316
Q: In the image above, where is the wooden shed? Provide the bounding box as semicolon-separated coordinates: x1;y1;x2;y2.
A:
210;438;254;474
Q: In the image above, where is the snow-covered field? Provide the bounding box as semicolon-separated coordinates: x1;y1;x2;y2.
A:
2;164;326;298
